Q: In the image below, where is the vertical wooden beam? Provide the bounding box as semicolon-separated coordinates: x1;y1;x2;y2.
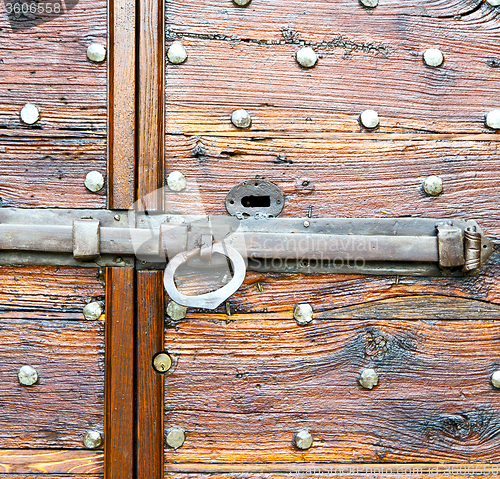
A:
136;270;165;479
107;0;136;209
105;268;135;479
137;0;165;212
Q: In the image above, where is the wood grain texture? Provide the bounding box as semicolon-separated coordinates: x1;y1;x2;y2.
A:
108;0;135;209
0;449;103;475
137;271;165;479
164;319;500;464
137;0;165;211
0;0;107;208
0;319;104;448
164;1;500;134
0;267;104;314
104;268;134;479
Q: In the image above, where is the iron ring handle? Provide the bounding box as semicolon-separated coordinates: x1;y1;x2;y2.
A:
163;243;247;310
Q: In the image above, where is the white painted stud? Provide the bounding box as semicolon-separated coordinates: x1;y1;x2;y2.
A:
18;365;38;386
485;110;500;130
360;109;379;129
293;303;313;325
84;171;105;192
491;370;500;388
83;302;103;320
360;0;378;7
423;176;443;196
296;47;318;68
423;48;444;67
233;0;251;5
87;43;106;63
231;109;252;129
486;0;500;6
167;301;187;320
167;171;187;192
167;41;188;64
358;368;379;389
20;103;40;125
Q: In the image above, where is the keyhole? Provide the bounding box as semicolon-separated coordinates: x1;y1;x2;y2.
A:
241;196;271;208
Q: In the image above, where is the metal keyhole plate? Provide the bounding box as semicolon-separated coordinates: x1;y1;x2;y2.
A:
225;179;284;218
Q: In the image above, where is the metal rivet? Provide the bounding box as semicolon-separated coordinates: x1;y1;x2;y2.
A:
167;41;188;64
114;214;121;221
83;431;103;449
423;48;444;67
167;300;187;320
153;352;172;373
18;365;38;386
486;0;500;6
360;109;379;129
231;109;252;129
358;368;379;389
303;220;310;228
293;429;313;450
491;370;500;388
233;0;251;5
294;303;313;325
86;43;106;63
423;175;443;196
20;103;40;125
165;427;186;449
84;171;105;192
296;47;318;68
360;0;378;8
167;171;187;192
485;110;500;130
83;301;103;320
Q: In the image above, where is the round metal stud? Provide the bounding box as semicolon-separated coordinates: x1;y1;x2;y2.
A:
18;365;38;386
358;368;379;389
20;103;40;125
167;171;187;192
491;370;500;389
84;171;105;192
423;48;444;67
87;43;106;63
296;47;318;68
485;110;500;130
360;109;379;129
231;109;252;129
167;41;188;64
294;303;313;325
83;302;103;320
83;431;103;449
423;175;443;196
293;429;313;450
360;0;378;7
167;301;187;321
153;352;172;373
165;427;186;449
486;0;500;6
233;0;251;5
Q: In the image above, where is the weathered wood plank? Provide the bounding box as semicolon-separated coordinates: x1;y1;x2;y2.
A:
0;449;103;474
0;320;104;448
164;320;500;464
0;267;104;314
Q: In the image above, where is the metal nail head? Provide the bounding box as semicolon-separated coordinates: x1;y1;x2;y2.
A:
231;109;252;129
167;41;188;64
233;0;252;5
486;0;500;6
423;175;443;196
423;48;444;67
360;109;379;129
87;43;106;63
18;365;38;386
358;368;379;389
491;370;500;389
153;352;172;373
165;427;186;449
293;429;313;450
360;0;378;7
20;103;40;125
83;301;103;320
167;171;187;192
296;47;318;68
294;303;313;325
83;431;103;449
485;110;500;130
84;171;105;192
167;300;187;320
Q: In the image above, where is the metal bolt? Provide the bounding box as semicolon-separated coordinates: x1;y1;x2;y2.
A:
360;0;378;7
86;43;106;63
84;171;105;192
18;365;38;386
233;0;251;5
167;300;187;321
486;0;500;6
294;303;313;325
423;48;444;68
491;370;500;388
485;110;500;130
83;431;103;449
20;103;40;125
231;109;252;129
293;429;313;450
165;427;186;449
153;352;172;373
83;301;103;320
167;41;188;64
358;368;379;389
303;220;310;228
296;47;318;68
167;171;187;192
423;175;443;196
360;109;379;129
